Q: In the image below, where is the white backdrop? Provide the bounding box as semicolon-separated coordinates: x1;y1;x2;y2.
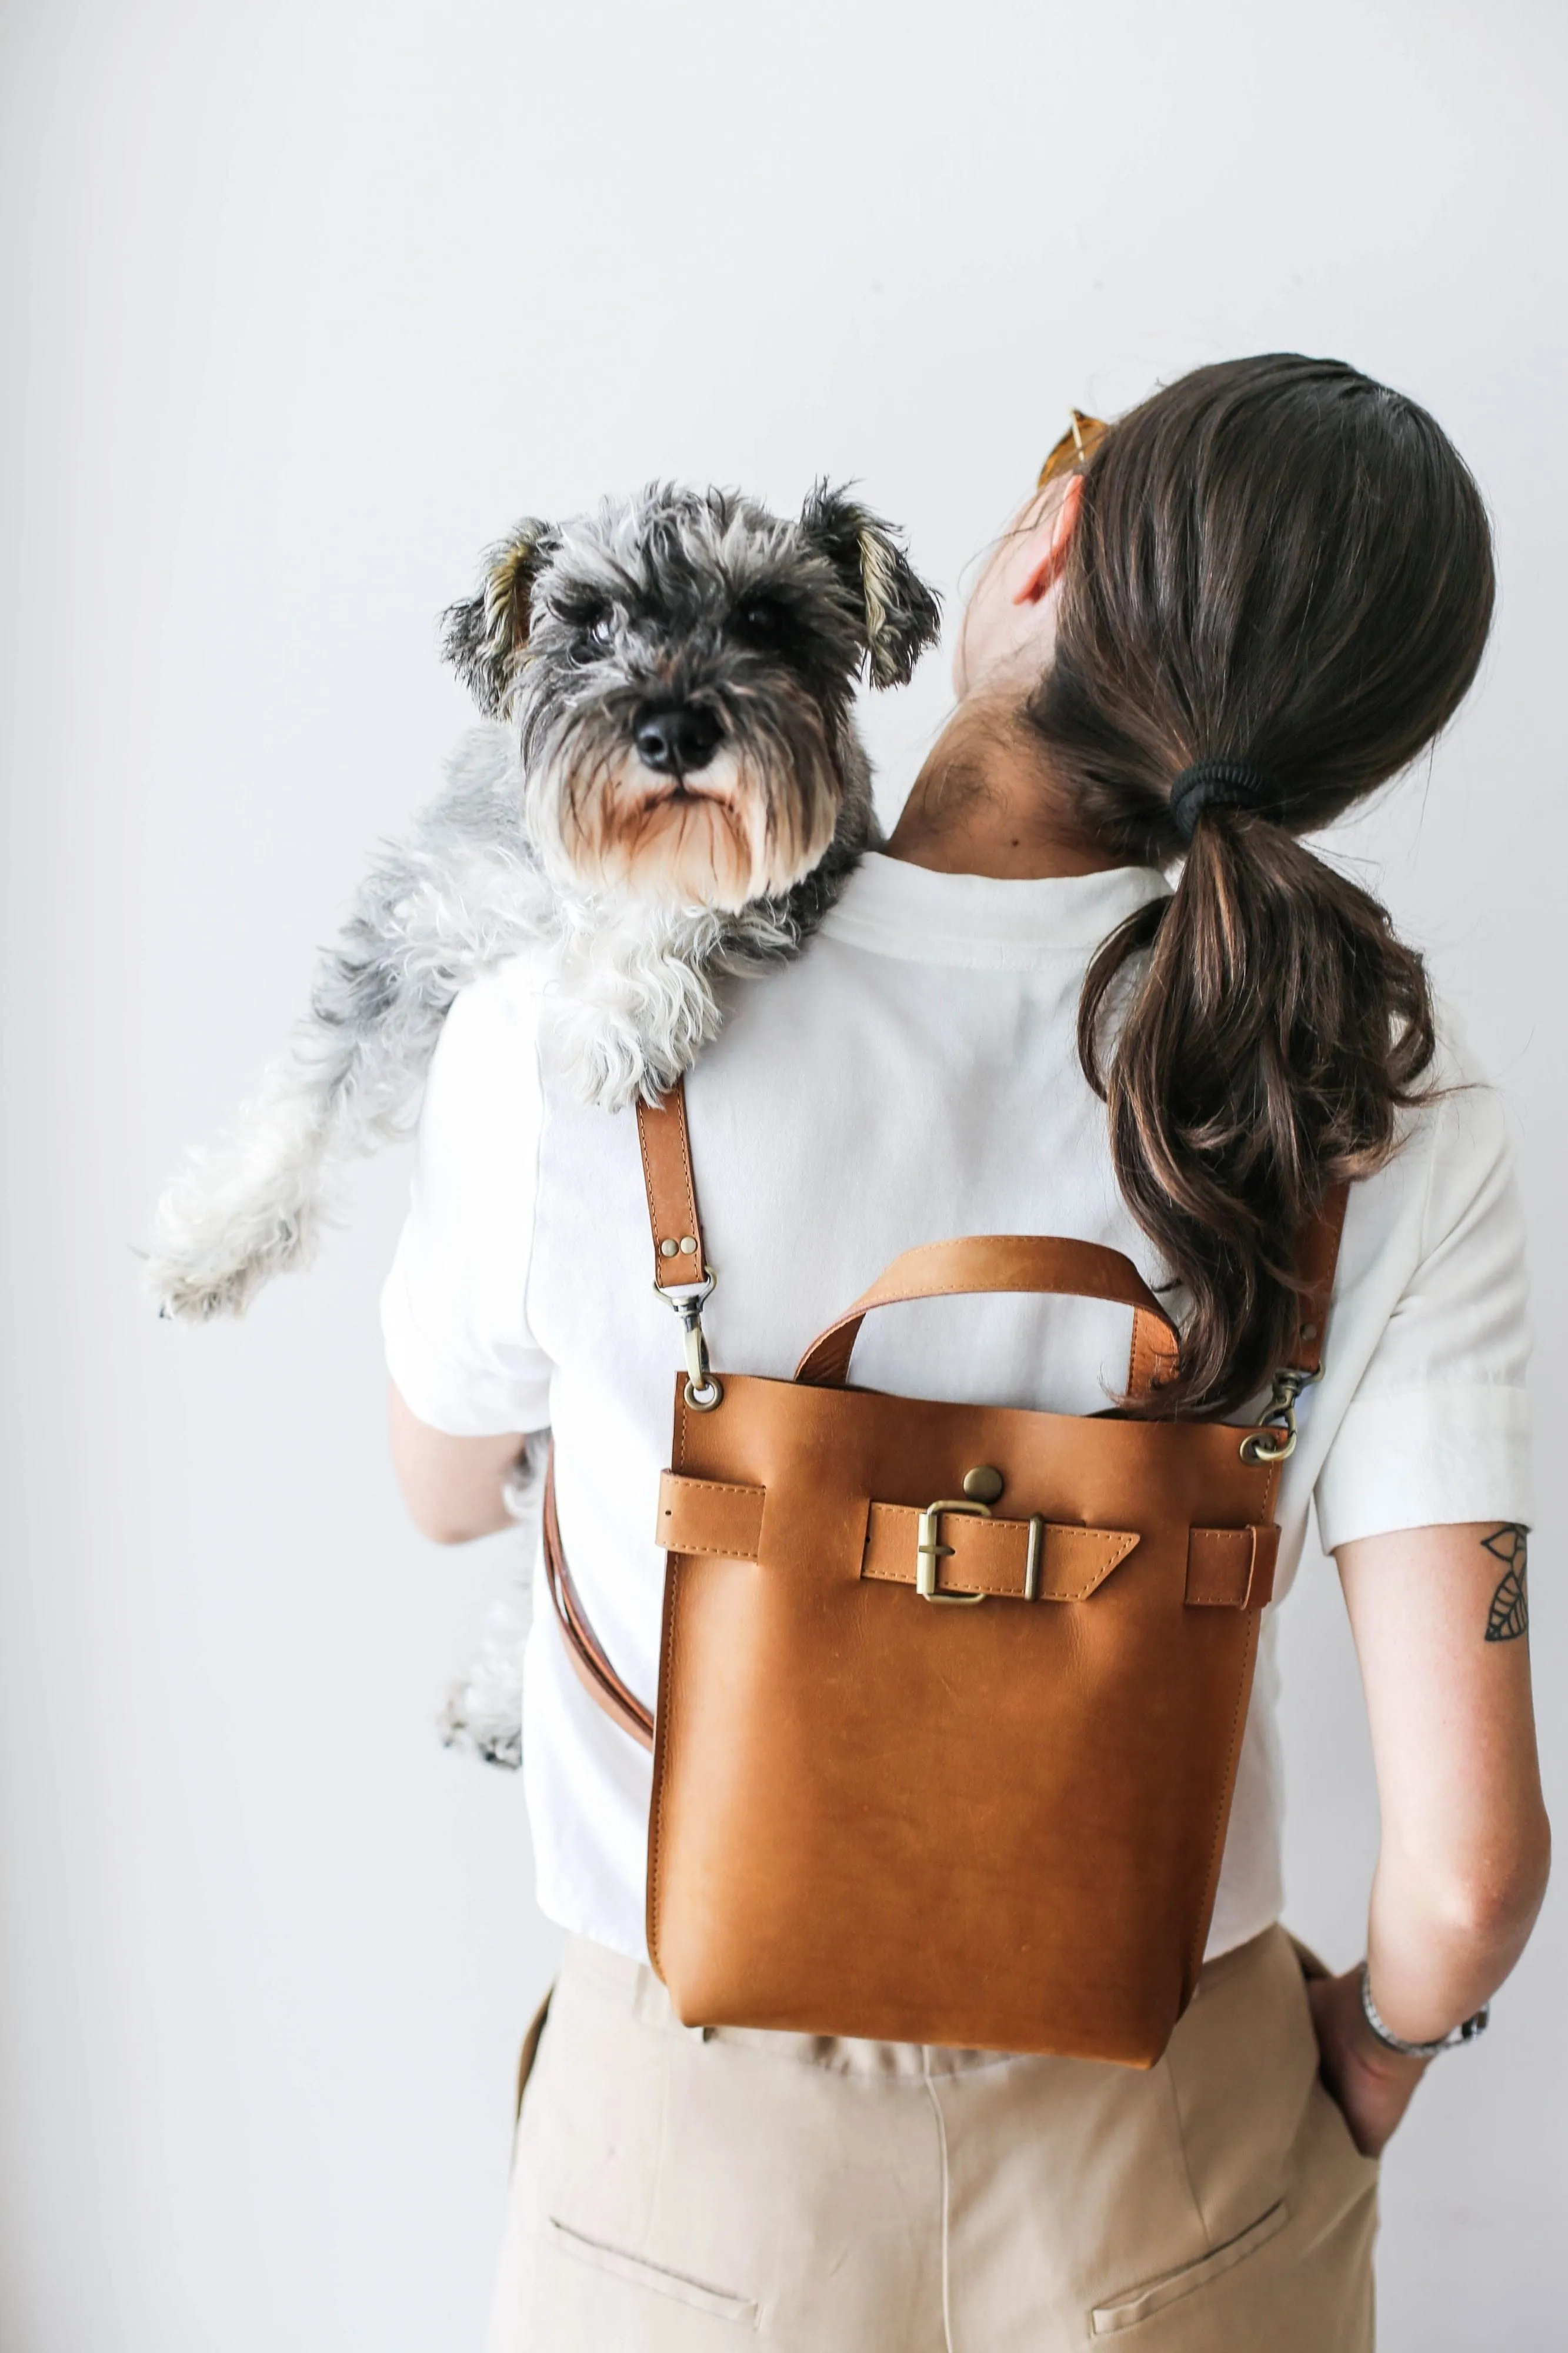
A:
1;2;1563;2346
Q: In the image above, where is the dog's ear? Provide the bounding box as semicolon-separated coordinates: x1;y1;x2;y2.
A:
799;484;942;688
440;519;561;717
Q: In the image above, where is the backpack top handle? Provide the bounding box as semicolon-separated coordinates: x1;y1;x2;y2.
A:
793;1234;1182;1402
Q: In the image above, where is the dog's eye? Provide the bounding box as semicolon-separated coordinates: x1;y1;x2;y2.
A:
732;598;794;649
588;611;615;649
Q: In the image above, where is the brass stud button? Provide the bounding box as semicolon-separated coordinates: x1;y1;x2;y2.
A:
679;1236;698;1254
659;1239;679;1258
962;1465;1005;1505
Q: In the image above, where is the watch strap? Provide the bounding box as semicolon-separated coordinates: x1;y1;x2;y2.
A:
1358;1961;1489;2058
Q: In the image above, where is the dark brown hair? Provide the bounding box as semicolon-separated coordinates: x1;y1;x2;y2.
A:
1027;355;1494;1415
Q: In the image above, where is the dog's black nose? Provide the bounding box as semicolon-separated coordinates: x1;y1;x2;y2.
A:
633;704;722;775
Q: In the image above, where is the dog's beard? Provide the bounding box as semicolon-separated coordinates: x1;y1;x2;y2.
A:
585;752;769;907
533;734;843;912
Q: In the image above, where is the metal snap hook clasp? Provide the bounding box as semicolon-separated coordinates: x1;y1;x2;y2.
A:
652;1270;723;1411
1239;1368;1310;1465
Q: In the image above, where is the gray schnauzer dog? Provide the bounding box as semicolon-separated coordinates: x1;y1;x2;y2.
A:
149;481;939;1322
148;479;940;1758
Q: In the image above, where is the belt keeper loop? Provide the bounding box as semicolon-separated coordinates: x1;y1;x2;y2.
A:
1186;1524;1277;1609
1023;1514;1045;1601
1238;1524;1258;1609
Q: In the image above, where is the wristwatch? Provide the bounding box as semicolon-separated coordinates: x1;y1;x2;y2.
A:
1358;1961;1490;2058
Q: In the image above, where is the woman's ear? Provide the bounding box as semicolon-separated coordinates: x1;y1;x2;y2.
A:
1012;472;1085;608
799;484;943;687
440;519;561;717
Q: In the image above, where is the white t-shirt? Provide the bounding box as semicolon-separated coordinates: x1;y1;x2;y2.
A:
383;853;1533;1963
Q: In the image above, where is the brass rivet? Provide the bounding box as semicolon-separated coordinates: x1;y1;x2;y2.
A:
679;1236;698;1254
1300;1322;1319;1342
962;1465;1005;1505
659;1239;679;1258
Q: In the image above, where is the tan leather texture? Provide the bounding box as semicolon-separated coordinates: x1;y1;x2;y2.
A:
638;1078;709;1289
648;1365;1285;2066
656;1471;767;1560
860;1503;1140;1601
1187;1524;1282;1610
536;1094;1351;2067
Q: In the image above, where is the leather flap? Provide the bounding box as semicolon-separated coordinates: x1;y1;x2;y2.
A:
1186;1525;1280;1610
656;1470;766;1559
862;1504;1139;1601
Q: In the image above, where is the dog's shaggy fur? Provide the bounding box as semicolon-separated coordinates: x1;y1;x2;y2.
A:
148;480;940;1758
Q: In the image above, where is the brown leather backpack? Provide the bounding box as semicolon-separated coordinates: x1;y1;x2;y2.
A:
545;1081;1346;2067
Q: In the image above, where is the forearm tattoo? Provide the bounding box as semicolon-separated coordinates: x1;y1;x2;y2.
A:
1482;1525;1530;1643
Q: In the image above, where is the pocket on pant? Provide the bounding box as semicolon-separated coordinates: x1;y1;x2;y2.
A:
513;1984;555;2124
1089;2199;1290;2335
543;2216;759;2326
1308;2070;1381;2185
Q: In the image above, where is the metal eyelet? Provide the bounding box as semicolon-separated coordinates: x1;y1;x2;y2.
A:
1239;1423;1296;1466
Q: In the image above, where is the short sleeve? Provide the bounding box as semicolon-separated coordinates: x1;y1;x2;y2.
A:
1315;1074;1533;1552
380;961;554;1436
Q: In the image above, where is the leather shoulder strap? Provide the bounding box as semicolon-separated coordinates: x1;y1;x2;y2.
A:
636;1081;709;1288
633;1090;1349;1383
1290;1182;1350;1377
545;1084;709;1749
542;1446;655;1751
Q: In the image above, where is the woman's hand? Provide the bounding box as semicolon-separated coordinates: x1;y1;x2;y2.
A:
1306;1967;1427;2157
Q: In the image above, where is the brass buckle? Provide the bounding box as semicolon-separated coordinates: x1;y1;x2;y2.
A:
916;1498;990;1604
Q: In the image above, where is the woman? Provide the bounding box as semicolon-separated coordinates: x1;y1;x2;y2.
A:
385;355;1550;2348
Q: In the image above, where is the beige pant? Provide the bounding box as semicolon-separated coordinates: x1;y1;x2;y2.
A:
488;1925;1377;2351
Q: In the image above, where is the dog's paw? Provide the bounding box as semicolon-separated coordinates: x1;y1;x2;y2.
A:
437;1684;523;1771
437;1482;542;1769
144;1187;323;1322
143;1247;283;1323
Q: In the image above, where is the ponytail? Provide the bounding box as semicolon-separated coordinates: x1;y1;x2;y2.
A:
1079;815;1435;1415
1030;355;1494;1416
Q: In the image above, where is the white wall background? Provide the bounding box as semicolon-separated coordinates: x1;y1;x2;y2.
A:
1;2;1563;2345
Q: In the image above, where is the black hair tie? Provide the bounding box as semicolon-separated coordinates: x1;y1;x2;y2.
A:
1167;756;1287;843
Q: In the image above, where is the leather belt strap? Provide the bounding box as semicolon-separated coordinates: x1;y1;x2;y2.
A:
863;1505;1138;1601
656;1471;1276;1610
543;1448;655;1750
636;1079;709;1290
545;1472;1280;1734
